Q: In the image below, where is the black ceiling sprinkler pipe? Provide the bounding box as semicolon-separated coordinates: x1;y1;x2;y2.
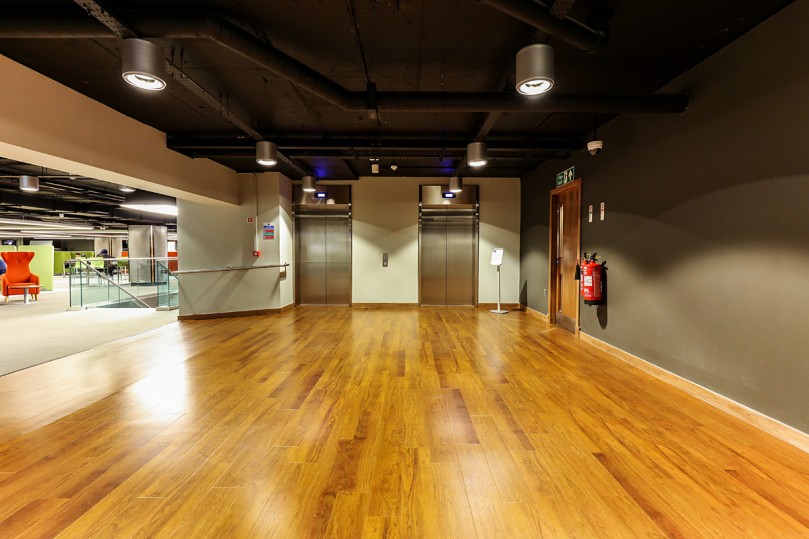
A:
477;0;608;52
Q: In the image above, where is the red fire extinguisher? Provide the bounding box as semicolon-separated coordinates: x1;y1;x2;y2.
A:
576;252;605;305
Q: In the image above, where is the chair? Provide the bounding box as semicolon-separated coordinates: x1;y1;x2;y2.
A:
1;252;41;302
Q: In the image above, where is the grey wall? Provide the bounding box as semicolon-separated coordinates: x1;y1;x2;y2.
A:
519;1;809;432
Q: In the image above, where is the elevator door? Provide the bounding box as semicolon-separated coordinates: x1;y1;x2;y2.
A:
296;208;351;305
420;208;477;306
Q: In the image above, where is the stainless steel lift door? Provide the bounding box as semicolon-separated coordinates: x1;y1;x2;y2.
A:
296;209;351;305
420;208;477;306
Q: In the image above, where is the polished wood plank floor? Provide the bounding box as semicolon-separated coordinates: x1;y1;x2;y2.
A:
0;307;808;538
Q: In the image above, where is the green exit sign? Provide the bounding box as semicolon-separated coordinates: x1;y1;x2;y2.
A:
556;166;575;187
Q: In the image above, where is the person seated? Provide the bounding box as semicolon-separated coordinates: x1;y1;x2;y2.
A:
0;257;6;278
96;249;116;276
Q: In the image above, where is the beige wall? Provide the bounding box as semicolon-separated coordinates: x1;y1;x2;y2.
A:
178;173;292;316
348;176;520;304
0;54;238;205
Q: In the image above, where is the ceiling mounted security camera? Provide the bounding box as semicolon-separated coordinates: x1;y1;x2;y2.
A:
587;114;604;156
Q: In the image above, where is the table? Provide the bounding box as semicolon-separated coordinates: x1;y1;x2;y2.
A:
7;284;41;304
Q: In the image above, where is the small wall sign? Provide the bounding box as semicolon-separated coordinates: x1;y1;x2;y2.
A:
263;223;275;240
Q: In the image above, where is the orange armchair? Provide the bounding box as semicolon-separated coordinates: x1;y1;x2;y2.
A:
1;252;41;302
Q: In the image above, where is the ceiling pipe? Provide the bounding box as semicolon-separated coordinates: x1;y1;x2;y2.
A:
166;136;584;151
476;0;608;52
0;10;685;114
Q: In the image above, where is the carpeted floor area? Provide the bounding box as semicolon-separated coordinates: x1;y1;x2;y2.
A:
0;276;178;376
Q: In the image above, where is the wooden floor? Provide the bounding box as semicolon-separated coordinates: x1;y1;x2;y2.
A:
0;307;807;538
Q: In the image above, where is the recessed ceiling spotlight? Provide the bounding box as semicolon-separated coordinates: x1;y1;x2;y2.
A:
390;162;399;171
121;38;167;91
119;185;136;193
256;140;278;166
466;142;488;167
516;43;555;96
19;175;40;192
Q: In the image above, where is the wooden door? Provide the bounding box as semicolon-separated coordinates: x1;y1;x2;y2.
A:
549;180;581;333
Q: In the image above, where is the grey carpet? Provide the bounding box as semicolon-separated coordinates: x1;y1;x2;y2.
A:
0;276;178;376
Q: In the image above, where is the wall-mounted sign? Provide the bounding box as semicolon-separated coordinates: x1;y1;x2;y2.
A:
556;166;575;187
263;223;275;240
490;248;504;266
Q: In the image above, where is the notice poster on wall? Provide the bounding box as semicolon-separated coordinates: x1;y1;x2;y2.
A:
490;248;504;266
263;223;275;240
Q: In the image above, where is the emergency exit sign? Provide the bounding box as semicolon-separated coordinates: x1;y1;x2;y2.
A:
556;166;575;187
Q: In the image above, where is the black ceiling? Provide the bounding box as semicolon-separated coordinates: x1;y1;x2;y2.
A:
0;0;794;181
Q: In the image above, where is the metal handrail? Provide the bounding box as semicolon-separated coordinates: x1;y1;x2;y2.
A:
173;262;290;275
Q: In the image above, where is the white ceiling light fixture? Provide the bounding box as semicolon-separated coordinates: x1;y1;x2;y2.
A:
121;191;178;217
19;175;40;192
302;175;317;192
256;141;278;166
516;43;555;96
449;176;463;193
119;185;136;193
466;142;488;167
122;38;167;91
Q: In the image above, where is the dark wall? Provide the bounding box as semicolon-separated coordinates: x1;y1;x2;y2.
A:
519;2;809;432
519;172;552;312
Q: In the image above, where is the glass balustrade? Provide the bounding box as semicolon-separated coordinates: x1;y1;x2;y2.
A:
155;260;179;310
67;257;179;309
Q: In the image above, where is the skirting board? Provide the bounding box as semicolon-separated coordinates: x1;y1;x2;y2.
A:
352;303;418;309
579;332;809;454
522;305;549;322
178;303;294;321
478;303;523;311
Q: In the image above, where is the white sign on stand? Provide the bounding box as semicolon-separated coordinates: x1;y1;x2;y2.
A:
490;248;508;314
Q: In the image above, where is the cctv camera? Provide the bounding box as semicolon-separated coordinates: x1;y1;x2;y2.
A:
587;140;603;156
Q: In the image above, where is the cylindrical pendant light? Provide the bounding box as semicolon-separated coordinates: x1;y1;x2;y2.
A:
302;175;317;192
19;175;40;192
516;43;554;95
256;141;278;166
121;38;167;91
467;142;488;167
449;176;463;193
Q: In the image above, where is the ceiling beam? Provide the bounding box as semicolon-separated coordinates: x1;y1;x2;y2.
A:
166;136;583;152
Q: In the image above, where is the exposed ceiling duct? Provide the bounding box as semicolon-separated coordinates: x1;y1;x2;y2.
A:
476;0;609;53
0;10;687;115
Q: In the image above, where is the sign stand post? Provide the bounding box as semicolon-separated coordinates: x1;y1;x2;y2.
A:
490;248;508;314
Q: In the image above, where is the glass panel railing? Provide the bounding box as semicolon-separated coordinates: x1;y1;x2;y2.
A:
155;260;179;310
67;257;180;309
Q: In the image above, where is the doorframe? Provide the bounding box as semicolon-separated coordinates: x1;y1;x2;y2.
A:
548;179;581;334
